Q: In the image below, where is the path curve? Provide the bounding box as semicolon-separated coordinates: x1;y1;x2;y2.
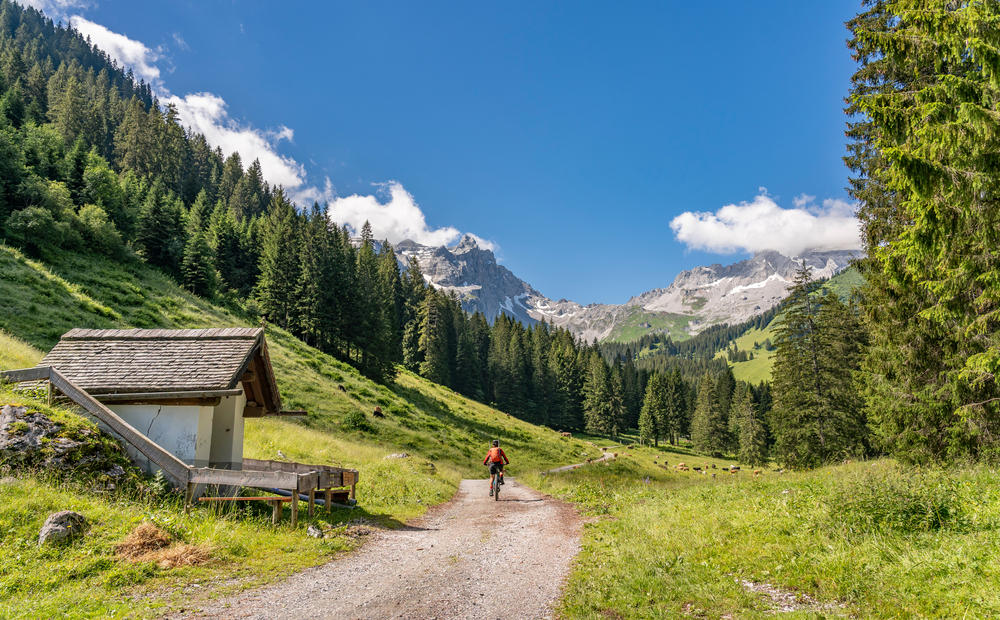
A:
191;478;581;619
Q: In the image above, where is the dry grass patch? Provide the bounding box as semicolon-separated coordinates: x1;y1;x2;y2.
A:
115;522;211;569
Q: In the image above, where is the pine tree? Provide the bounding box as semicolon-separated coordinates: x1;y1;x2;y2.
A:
849;0;1000;462
734;385;767;467
418;288;450;386
770;265;867;468
255;190;300;328
691;371;728;456
582;349;613;435
640;373;669;446
180;190;216;296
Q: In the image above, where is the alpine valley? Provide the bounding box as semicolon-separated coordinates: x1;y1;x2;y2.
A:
395;236;860;343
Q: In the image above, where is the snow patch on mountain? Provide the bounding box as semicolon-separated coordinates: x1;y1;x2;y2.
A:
395;236;860;343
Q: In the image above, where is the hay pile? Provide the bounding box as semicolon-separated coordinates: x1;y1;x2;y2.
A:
115;522;210;569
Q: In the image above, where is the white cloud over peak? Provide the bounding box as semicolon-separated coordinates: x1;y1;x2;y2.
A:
328;182;496;251
670;193;861;256
164;92;306;189
68;16;162;85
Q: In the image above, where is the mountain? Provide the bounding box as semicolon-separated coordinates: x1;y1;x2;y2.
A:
397;237;860;343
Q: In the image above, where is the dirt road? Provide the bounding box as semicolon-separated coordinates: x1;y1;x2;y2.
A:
192;478;581;619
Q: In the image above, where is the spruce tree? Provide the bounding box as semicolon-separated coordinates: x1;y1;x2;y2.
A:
849;0;1000;462
582;349;613;435
734;385;768;467
640;373;669;446
255;190;300;329
691;371;728;456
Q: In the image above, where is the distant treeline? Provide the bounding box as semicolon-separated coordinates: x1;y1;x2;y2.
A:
0;1;720;437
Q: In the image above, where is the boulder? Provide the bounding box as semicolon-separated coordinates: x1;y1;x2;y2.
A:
384;452;409;459
38;510;87;545
0;404;136;480
306;524;323;539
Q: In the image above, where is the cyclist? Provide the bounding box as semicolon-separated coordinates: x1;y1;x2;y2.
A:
483;439;509;496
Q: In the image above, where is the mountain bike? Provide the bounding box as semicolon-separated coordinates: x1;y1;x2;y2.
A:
492;470;501;501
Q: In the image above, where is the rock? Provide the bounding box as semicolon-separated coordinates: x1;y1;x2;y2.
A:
385;452;409;459
38;510;87;545
0;404;134;477
306;524;323;539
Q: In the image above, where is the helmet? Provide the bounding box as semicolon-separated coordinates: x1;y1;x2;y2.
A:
492;440;499;447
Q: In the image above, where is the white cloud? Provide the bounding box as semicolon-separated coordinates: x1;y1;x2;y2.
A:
164;92;306;189
328;182;496;250
68;16;162;85
46;11;489;251
670;192;861;256
20;0;91;21
171;32;189;51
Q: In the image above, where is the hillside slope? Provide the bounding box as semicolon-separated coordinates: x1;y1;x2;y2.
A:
0;247;605;617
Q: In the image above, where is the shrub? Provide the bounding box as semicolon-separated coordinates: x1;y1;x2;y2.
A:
343;409;371;432
831;466;966;533
77;204;123;256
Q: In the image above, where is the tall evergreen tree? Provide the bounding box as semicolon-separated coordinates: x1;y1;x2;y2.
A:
691;371;728;456
734;385;768;467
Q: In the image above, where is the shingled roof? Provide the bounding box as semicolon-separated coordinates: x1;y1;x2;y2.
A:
39;328;282;414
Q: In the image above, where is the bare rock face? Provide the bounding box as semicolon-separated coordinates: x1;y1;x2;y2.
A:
38;510;87;545
396;236;861;342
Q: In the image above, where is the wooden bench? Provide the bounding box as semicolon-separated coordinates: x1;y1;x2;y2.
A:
198;495;293;525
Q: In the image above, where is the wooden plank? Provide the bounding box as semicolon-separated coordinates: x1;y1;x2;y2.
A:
1;367;51;383
308;489;315;518
271;500;281;525
189;467;297;488
297;471;319;492
94;389;242;401
198;496;292;502
104;397;222;406
319;471;342;488
48;368;192;486
324;489;332;514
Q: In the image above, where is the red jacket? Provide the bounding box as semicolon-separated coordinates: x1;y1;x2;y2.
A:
483;446;509;465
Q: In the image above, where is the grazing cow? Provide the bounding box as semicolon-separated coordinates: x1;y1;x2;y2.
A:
338;385;347;392
373;406;384;418
753;470;762;477
560;432;572;438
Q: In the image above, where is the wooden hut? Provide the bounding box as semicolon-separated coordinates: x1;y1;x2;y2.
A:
39;327;283;473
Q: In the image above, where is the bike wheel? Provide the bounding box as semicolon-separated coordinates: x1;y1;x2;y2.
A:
494;476;500;501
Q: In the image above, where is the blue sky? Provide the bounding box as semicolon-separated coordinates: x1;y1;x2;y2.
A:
32;0;862;304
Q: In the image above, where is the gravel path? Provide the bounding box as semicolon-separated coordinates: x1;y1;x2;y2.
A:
190;478;581;620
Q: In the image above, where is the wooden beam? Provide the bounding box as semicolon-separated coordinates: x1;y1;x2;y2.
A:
94;389;242;402
189;467;298;488
104;397;222;406
0;367;51;383
243;405;264;418
297;471;319;493
308;489;315;518
271;500;282;525
290;492;298;528
324;489;332;514
198;496;292;502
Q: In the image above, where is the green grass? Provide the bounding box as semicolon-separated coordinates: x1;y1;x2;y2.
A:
0;247;600;616
715;325;777;384
532;445;1000;618
604;308;695;343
